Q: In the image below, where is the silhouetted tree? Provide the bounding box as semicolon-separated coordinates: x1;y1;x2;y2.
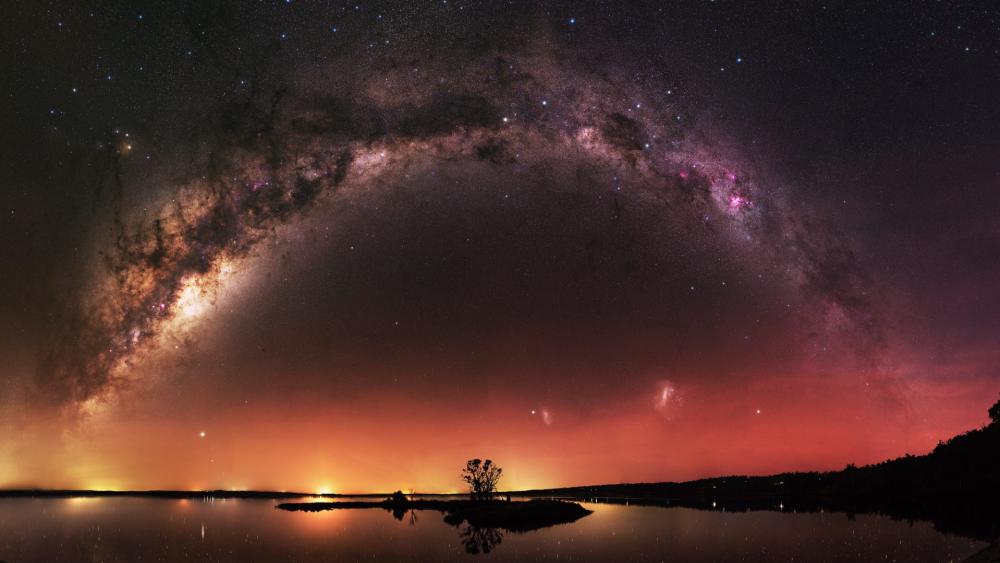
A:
989;397;1000;424
461;458;503;500
386;490;409;520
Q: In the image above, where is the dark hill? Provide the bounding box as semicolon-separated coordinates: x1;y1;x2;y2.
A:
518;406;1000;541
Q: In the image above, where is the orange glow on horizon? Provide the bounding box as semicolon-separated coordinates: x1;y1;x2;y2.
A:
1;373;994;494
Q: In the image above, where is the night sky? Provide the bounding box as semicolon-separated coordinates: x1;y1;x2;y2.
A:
1;0;999;493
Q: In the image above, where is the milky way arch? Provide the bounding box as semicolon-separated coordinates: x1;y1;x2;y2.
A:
35;43;876;414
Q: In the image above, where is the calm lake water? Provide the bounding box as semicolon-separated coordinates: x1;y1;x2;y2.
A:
0;497;987;562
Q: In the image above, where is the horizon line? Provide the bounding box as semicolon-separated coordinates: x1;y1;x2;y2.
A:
0;469;852;498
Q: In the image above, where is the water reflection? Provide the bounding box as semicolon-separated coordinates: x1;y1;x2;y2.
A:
0;496;987;562
458;525;503;555
387;506;420;526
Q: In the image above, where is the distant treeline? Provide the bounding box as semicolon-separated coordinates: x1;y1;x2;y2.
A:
517;410;1000;541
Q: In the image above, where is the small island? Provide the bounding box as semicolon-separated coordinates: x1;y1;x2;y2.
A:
277;459;592;532
277;497;592;532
